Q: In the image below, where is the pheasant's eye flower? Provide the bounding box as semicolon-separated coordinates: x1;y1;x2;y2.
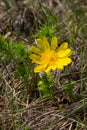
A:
29;37;72;73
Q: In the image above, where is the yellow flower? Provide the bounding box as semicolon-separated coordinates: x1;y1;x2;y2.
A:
29;37;72;73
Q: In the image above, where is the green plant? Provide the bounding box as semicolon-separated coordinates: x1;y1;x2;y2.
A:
63;80;76;100
38;73;54;99
0;34;35;102
37;26;55;40
23;125;30;130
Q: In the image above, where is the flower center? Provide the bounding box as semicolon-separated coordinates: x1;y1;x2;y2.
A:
41;50;57;65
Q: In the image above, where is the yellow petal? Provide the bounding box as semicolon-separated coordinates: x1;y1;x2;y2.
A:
51;37;58;50
64;49;72;57
42;37;50;50
37;39;44;51
34;64;47;73
45;66;52;73
56;61;64;70
57;49;72;58
30;46;42;55
57;58;72;66
29;54;41;64
58;42;68;50
45;65;56;73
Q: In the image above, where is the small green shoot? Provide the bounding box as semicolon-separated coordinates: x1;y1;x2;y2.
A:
63;80;76;100
38;73;54;99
